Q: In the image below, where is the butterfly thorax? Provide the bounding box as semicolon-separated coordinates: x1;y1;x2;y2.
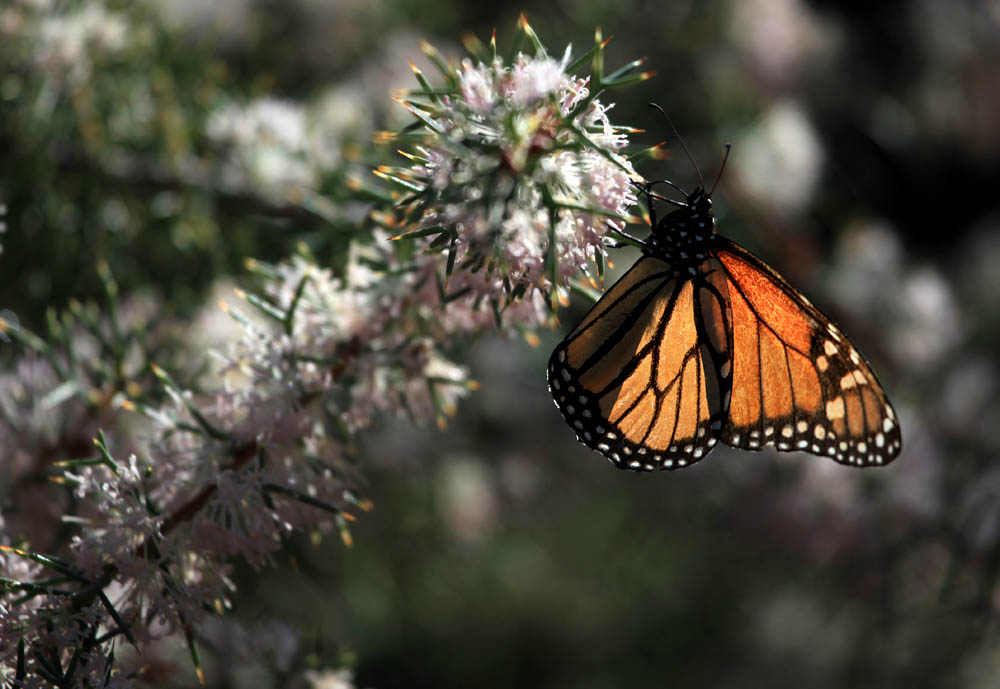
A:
648;188;717;270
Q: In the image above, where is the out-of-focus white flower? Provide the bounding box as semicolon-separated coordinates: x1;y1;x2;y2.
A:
208;98;308;153
733;100;824;213
206;98;315;200
156;0;255;46
304;667;359;689
34;3;128;83
827;220;905;322
730;0;840;89
308;83;374;170
205;86;380;203
889;265;961;370
0;202;6;256
748;587;855;672
438;455;497;543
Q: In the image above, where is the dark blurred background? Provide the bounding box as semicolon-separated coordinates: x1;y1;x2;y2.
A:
3;0;1000;687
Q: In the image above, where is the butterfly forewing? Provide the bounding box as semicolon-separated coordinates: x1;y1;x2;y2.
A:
548;256;729;470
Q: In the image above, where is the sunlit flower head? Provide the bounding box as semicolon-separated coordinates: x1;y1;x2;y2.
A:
383;21;648;327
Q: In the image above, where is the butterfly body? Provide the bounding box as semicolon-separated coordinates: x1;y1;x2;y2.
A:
548;182;901;471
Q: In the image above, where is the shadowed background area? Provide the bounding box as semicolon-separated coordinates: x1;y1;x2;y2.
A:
2;0;999;687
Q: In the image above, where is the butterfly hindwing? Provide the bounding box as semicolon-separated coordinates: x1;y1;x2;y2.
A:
713;238;902;466
691;256;735;440
548;256;727;471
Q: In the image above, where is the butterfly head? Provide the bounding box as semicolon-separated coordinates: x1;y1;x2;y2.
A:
687;187;714;219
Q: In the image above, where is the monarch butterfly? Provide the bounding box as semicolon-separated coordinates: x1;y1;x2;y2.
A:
547;127;901;471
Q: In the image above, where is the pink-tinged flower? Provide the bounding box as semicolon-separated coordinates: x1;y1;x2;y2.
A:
460;60;497;113
506;55;569;107
387;26;644;332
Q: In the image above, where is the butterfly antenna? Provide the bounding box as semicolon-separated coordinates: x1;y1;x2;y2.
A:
709;143;732;196
648;103;705;190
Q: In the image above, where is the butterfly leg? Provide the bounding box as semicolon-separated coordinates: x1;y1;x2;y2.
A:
629;179;657;228
640;179;690;210
604;229;653;250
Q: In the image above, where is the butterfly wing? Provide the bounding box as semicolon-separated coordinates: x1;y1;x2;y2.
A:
712;237;902;466
548;255;728;471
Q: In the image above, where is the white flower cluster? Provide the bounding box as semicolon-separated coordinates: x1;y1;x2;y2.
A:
0;241;476;684
206;98;315;200
0;21;644;688
205;89;373;203
396;47;639;329
0;516;42;620
33;2;129;84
